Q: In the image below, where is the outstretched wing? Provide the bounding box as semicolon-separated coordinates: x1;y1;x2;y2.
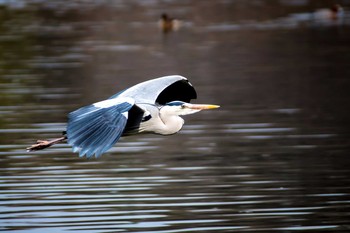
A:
66;75;196;158
67;97;134;158
110;75;197;105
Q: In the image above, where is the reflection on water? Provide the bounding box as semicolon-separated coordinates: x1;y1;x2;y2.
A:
1;0;350;232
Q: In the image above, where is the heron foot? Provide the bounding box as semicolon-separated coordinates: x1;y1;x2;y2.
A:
27;140;53;151
26;137;66;152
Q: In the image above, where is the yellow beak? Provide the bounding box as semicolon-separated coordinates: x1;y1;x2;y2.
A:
186;104;220;110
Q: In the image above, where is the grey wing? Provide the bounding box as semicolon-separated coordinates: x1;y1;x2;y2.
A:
110;75;197;105
67;97;134;158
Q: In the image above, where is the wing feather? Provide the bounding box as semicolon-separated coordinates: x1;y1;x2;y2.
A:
67;97;134;158
111;75;197;104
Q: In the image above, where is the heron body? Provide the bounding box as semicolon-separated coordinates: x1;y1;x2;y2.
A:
28;75;219;158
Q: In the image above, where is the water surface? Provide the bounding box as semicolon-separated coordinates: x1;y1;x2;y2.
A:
1;1;350;232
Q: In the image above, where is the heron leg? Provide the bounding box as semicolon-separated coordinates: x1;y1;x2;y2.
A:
26;136;67;152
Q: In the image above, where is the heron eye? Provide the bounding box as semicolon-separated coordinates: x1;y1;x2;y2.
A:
181;104;185;109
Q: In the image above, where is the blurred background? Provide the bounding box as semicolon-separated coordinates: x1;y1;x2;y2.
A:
1;0;350;232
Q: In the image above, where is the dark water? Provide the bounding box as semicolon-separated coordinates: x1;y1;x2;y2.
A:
1;1;350;232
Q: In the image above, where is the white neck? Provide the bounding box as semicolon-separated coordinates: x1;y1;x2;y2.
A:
157;107;185;135
159;114;184;135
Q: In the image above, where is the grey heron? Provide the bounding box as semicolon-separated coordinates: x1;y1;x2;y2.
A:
27;75;220;158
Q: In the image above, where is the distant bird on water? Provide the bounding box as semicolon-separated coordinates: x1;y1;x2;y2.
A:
314;4;343;21
27;75;220;158
159;13;181;33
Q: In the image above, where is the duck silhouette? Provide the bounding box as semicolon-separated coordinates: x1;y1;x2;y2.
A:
159;13;181;33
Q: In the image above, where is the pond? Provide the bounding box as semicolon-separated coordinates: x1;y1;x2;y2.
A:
1;1;350;232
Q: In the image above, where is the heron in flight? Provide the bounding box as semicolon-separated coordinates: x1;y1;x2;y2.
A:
27;75;220;158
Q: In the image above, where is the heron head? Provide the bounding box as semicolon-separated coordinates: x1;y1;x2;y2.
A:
164;101;220;116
